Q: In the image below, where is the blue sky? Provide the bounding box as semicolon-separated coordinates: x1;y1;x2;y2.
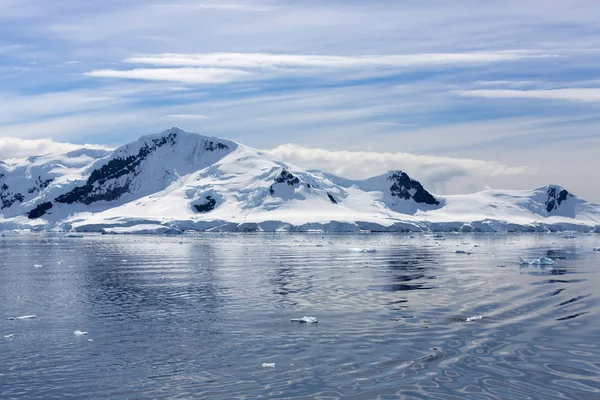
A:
1;0;600;201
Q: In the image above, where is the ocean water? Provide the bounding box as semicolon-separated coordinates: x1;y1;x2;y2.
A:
1;233;600;399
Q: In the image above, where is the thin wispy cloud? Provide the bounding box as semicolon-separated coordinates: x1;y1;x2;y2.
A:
456;88;600;103
166;114;208;119
125;51;554;69
149;3;274;12
86;51;559;86
85;67;253;84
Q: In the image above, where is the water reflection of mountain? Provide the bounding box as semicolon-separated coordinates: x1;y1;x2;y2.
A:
379;248;439;292
81;238;225;321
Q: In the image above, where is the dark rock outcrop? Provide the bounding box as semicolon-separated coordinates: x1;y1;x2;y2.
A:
27;202;53;219
388;172;439;205
55;133;178;205
270;169;301;196
274;169;300;186
193;196;217;212
0;184;25;209
27;176;54;194
545;187;571;213
205;141;229;151
327;192;338;204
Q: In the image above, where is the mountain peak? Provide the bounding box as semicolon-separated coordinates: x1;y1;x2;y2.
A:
386;170;440;206
543;185;573;213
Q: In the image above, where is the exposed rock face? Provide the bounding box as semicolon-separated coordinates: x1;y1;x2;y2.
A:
205;141;229;151
28;202;53;219
546;187;571;213
193;196;217;213
270;169;301;196
327;192;338;204
0;183;25;210
387;171;439;205
27;176;54;194
274;169;300;186
55;133;178;205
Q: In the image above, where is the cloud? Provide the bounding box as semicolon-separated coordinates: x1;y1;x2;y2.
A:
456;88;600;103
265;144;533;194
84;50;557;85
166;114;208;119
125;50;553;69
0;137;111;160
85;67;253;84
149;3;274;12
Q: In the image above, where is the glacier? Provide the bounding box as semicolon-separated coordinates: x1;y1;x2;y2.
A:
1;127;599;233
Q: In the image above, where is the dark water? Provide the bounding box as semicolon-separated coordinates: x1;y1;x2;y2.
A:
1;233;600;399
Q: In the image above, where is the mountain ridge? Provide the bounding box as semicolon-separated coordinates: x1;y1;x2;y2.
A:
1;128;599;233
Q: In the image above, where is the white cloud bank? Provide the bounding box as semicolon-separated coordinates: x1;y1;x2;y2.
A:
266;144;533;194
0;137;111;160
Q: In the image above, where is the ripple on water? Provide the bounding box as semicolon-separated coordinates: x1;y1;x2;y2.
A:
0;233;600;399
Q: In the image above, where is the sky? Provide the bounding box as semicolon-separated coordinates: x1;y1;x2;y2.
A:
1;0;600;201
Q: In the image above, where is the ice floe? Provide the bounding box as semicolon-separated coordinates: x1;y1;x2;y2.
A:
4;334;14;338
261;363;275;368
6;315;37;320
290;316;318;323
73;330;88;336
519;257;556;265
466;316;483;322
349;248;376;253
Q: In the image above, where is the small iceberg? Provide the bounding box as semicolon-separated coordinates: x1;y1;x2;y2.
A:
466;315;483;322
262;363;275;368
65;233;84;238
349;248;376;253
519;257;556;265
4;334;14;338
73;330;88;336
6;315;37;320
290;316;318;324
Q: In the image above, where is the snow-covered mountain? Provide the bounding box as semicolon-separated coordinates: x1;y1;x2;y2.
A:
1;127;599;233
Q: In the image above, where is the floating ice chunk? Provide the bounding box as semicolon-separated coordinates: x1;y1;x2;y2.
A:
262;363;275;368
466;316;483;322
4;334;14;338
6;315;37;320
73;330;88;336
455;250;472;255
33;264;42;268
349;248;376;253
290;316;318;324
65;233;83;238
519;257;556;265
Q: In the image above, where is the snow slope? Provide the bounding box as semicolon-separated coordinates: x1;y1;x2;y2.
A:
1;128;599;233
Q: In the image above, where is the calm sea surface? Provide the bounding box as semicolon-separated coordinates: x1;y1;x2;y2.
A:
1;233;600;399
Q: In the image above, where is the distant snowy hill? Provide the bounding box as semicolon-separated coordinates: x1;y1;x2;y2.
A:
1;128;599;233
